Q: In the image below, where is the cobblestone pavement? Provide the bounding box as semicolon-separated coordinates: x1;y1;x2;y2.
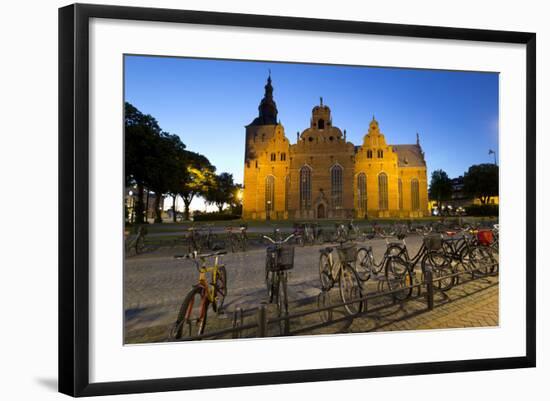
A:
124;236;498;343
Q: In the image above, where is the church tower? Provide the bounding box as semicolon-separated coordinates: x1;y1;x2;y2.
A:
243;74;290;220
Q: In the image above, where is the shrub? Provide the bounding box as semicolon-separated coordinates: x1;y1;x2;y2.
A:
465;204;499;217
192;211;241;221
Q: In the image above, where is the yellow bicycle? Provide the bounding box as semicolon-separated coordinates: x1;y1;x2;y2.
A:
169;250;228;339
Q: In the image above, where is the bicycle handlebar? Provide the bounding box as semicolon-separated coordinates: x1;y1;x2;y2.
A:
174;250;227;260
262;234;295;244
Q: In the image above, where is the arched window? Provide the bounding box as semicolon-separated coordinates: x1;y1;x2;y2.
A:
270;153;276;162
398;178;403;210
280;152;286;161
357;173;367;211
367;150;373;159
300;166;312;210
377;149;384;158
265;175;275;213
411;179;420;211
285;175;290;211
318;119;325;129
331;165;343;208
378;173;388;210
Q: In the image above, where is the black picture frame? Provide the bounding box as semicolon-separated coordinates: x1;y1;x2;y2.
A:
59;3;536;397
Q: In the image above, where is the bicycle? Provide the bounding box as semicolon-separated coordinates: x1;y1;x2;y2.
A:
263;233;295;335
318;242;363;315
355;233;415;301
125;225;147;255
383;232;457;293
202;224;219;250
169;250;228;339
185;226;204;253
226;224;248;253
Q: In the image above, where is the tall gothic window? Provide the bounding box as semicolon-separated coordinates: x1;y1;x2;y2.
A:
265;175;275;213
377;149;384;158
318;119;325;129
270;153;276;161
367;149;373;159
331;165;343;208
357;173;367;211
300;166;312;210
398;178;403;210
378;173;388;210
411;179;420;211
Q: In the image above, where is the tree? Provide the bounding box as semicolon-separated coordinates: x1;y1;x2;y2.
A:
146;133;187;223
463;163;499;204
125;102;163;224
229;183;244;216
178;151;216;220
205;172;236;212
429;169;453;210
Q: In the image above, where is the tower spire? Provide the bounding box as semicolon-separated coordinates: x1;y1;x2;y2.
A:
249;73;278;126
416;132;420;146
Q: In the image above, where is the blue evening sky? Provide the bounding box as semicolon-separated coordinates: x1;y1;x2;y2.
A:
125;55;498;188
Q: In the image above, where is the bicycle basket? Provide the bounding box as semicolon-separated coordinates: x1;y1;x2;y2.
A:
423;235;443;251
336;244;357;263
477;230;494;246
266;245;295;271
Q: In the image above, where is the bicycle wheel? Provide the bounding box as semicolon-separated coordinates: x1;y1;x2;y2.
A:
355;247;373;281
338;263;363;315
276;273;289;335
169;286;208;340
421;252;454;291
212;266;227;313
135;235;145;254
385;256;414;301
384;256;414;301
317;290;332;323
486;246;499;275
468;246;491;276
229;234;236;253
319;253;333;290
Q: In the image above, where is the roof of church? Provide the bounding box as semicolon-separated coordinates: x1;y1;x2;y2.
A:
392;144;426;167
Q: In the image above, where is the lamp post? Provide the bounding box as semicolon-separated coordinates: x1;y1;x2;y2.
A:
128;190;135;224
488;149;497;165
266;200;271;221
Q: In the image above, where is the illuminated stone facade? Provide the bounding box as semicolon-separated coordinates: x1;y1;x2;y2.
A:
243;76;429;220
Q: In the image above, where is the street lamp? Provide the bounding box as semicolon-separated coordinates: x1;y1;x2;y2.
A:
266;200;271;221
128;190;135;224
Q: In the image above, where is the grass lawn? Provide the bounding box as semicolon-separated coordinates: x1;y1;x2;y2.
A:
131;216;498;235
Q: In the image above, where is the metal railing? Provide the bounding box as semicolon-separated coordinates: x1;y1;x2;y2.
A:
167;265;498;342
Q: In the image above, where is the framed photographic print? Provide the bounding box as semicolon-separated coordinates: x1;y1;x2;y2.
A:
58;3;536;397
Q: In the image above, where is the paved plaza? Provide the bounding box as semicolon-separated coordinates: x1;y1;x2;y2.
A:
124;233;499;343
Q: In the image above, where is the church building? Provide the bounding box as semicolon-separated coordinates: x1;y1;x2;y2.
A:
243;75;429;220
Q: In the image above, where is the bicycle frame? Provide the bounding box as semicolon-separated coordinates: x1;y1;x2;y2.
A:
191;253;224;305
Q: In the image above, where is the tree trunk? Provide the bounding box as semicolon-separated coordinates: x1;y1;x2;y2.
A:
154;193;163;223
134;183;145;224
183;198;191;220
217;203;223;213
172;195;177;223
145;190;150;222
